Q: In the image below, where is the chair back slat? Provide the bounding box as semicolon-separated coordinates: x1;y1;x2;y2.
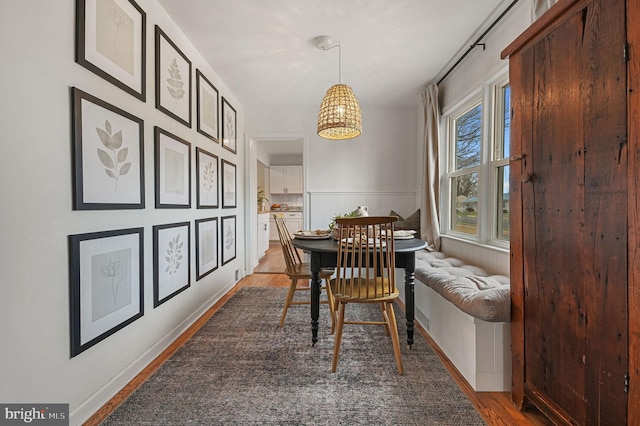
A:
273;214;302;271
334;216;397;300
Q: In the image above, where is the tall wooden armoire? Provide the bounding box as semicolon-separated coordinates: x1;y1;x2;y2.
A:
502;0;640;424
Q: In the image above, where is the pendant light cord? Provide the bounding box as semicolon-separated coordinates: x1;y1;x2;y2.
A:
319;41;341;84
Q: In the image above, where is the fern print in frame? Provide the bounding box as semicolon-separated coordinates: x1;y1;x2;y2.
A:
196;147;218;208
72;87;145;210
221;97;237;154
153;222;190;307
221;215;236;265
155;25;191;127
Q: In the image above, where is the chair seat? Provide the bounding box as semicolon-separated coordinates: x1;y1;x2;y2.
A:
285;263;334;280
331;277;399;302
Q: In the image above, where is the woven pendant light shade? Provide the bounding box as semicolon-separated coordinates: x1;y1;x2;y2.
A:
317;84;362;140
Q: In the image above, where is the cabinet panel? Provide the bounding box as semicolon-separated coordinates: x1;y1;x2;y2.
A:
269;166;302;194
285;166;303;193
504;0;628;424
269;166;286;193
257;214;269;258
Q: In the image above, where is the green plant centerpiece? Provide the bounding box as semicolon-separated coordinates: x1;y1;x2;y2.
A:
329;209;361;239
257;188;269;212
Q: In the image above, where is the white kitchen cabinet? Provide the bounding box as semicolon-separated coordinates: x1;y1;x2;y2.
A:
269;212;302;240
257;213;270;258
269;166;302;194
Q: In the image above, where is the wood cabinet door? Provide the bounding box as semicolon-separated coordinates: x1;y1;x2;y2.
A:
510;0;627;423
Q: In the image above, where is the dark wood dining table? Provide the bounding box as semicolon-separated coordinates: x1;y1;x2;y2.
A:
292;236;428;347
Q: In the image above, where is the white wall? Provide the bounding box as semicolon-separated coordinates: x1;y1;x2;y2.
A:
0;1;244;424
435;0;531;274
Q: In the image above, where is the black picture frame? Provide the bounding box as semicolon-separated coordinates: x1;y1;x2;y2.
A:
153;221;191;307
69;227;144;357
155;25;192;127
221;215;237;265
221;159;237;208
196;69;219;142
196;147;219;208
154;127;191;208
195;217;218;280
76;0;146;101
72;87;145;210
221;97;237;154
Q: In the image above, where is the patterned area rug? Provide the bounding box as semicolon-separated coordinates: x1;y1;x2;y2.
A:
102;287;485;425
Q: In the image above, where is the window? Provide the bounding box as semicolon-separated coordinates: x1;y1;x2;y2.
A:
494;84;510;241
442;75;510;247
450;103;482;236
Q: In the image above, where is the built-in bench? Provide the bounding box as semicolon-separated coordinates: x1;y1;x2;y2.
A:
408;251;511;392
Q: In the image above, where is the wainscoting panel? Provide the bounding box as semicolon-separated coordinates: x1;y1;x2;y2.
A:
307;191;420;230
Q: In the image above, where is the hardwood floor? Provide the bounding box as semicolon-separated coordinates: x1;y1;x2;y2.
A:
87;243;549;425
253;243;551;426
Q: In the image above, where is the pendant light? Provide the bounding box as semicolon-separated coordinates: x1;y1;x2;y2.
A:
316;36;362;140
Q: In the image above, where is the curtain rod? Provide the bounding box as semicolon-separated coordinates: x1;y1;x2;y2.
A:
436;0;520;86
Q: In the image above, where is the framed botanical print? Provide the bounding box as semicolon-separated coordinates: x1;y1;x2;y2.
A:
155;25;192;127
221;159;236;208
154;127;191;208
153;221;190;307
76;0;146;101
72;87;145;210
221;97;237;154
196;69;219;142
195;217;218;280
69;227;144;357
196;147;218;208
221;215;236;265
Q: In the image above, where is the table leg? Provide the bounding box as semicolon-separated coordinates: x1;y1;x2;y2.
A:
310;253;321;346
404;253;416;347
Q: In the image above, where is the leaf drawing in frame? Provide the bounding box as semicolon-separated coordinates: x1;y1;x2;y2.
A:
96;119;132;190
221;159;236;208
221;97;237;154
76;0;146;100
196;69;219;142
195;217;218;280
69;227;144;357
155;25;192;128
72;87;145;210
164;233;184;284
154;126;191;208
221;215;236;265
196;147;218;208
153;222;190;308
166;58;185;104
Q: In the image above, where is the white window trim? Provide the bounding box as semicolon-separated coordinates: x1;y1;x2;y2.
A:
440;69;510;249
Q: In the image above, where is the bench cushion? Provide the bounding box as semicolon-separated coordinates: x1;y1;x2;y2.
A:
414;251;510;322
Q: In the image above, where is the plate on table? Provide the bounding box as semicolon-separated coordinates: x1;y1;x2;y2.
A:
393;230;416;240
294;230;332;240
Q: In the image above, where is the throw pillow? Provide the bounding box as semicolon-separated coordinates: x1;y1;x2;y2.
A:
388;209;420;234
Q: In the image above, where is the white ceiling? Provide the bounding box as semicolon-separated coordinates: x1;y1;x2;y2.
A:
156;0;512;110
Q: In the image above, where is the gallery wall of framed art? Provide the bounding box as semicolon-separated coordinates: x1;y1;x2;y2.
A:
5;0;250;423
67;0;242;364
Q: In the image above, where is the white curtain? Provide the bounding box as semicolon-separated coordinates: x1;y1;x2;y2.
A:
532;0;558;20
421;83;441;251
